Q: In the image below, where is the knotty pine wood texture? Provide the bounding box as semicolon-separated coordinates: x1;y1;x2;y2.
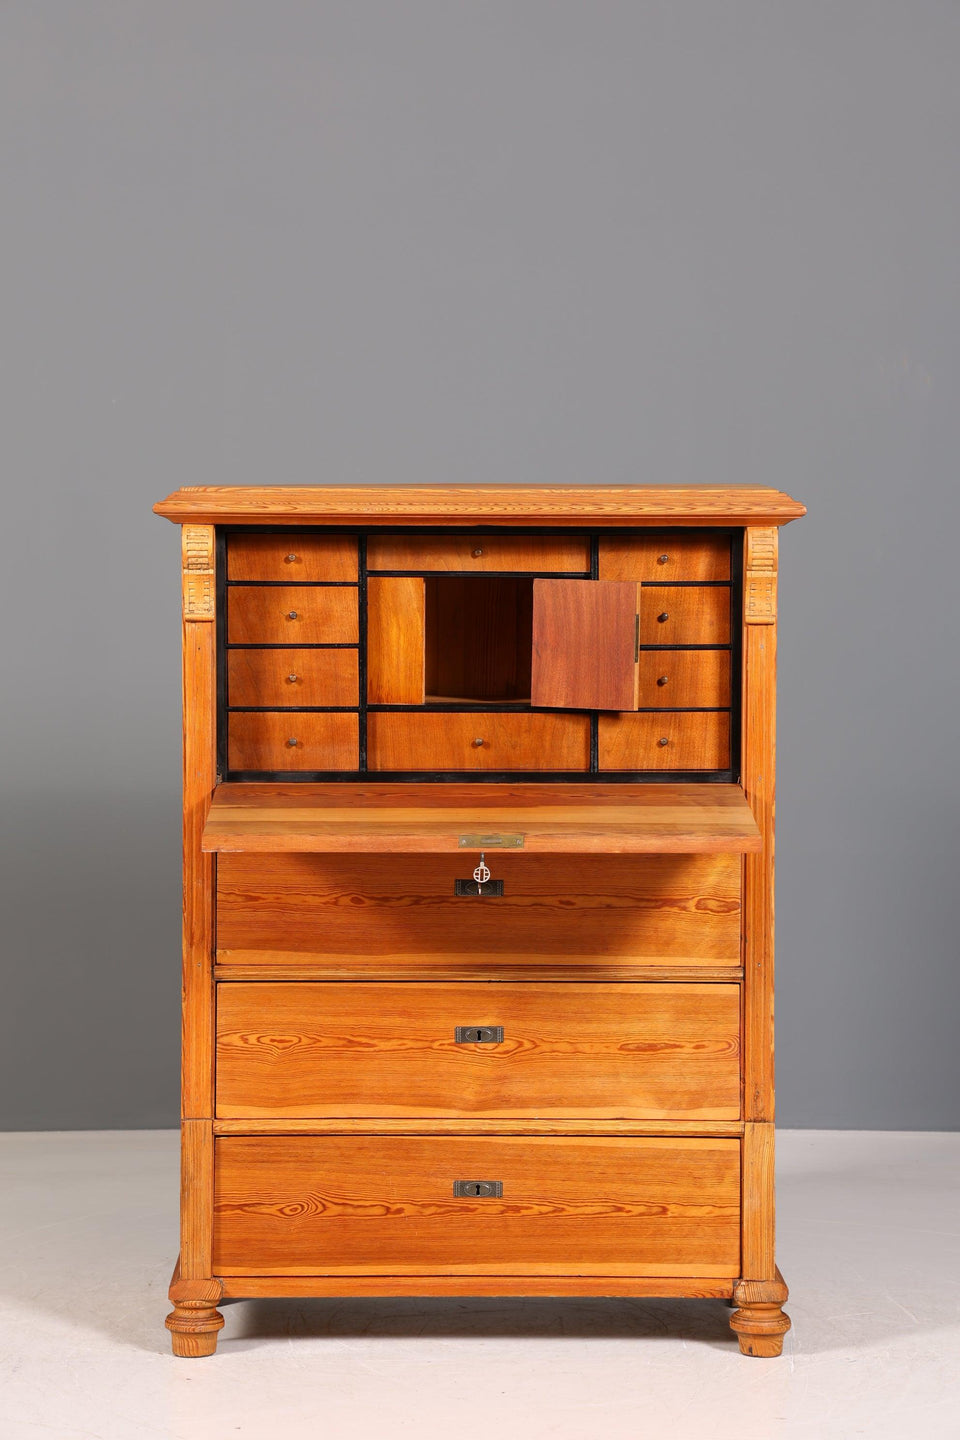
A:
214;852;742;966
226;533;358;581
201;782;762;855
531;579;639;710
219;1275;736;1299
215;982;741;1120
212;1135;742;1276
368;711;590;771
640;585;730;645
227;648;359;708
598;712;730;771
367;533;590;572
154;484;806;527
227;586;358;645
228;712;358;772
639;649;731;708
598;534;732;582
367;576;425;704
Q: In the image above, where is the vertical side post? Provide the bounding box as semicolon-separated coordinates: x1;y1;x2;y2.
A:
741;527;778;1283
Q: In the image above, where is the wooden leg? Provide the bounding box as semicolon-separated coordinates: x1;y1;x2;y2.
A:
166;1268;224;1357
729;1268;791;1357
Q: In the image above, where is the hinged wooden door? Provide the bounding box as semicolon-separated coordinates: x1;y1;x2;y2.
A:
531;579;640;710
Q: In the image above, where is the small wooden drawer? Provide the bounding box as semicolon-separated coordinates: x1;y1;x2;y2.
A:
367;534;590;573
215;852;742;969
228;534;358;581
368;712;590;771
228;712;358;772
641;586;730;645
213;1135;742;1276
599;535;731;582
639;651;731;708
227;587;359;645
216;981;741;1120
228;649;359;707
599;712;730;771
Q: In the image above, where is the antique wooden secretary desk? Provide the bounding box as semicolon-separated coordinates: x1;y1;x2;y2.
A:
153;483;805;1357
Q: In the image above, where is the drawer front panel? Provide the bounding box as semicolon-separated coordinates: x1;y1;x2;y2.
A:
215;853;741;966
599;713;730;772
599;535;731;582
640;587;730;645
216;982;741;1119
367;535;590;573
228;534;358;582
228;649;359;708
213;1135;742;1275
227;587;359;645
638;651;731;709
228;713;359;772
368;712;590;771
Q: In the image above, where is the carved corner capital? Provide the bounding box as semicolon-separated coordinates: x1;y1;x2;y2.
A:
181;523;216;621
744;527;778;625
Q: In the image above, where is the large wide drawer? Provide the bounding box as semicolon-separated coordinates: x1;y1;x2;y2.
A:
215;982;742;1119
367;534;590;573
213;1135;741;1276
215;852;742;969
368;712;590;771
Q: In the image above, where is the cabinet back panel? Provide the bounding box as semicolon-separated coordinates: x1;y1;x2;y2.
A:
215;852;741;964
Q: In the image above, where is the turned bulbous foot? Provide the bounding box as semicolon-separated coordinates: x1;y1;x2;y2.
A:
166;1272;225;1357
729;1268;791;1358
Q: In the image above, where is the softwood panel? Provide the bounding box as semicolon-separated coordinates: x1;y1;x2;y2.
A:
215;982;742;1120
639;650;731;709
215;852;742;964
599;534;731;582
213;1118;745;1136
367;577;425;704
227;586;358;644
367;534;590;572
368;712;590;771
228;648;358;708
227;533;358;581
180;1120;214;1279
202;781;761;855
220;1275;735;1299
742;1122;775;1278
640;586;730;645
213;1136;741;1275
228;713;358;772
531;579;639;710
598;712;729;771
155;484;807;527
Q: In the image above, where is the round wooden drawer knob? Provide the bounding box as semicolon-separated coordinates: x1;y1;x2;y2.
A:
657;675;669;686
657;612;669;623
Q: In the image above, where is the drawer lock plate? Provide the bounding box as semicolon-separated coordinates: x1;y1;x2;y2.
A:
458;833;524;849
453;1180;503;1198
455;878;504;897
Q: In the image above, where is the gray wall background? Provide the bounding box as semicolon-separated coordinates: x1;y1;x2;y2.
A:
2;2;958;1130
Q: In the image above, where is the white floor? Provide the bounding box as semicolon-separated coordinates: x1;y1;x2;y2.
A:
1;1131;958;1440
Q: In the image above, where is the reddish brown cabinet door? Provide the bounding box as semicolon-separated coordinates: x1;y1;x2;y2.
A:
531;579;640;711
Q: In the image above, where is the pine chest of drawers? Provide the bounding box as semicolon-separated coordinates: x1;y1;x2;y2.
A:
155;483;804;1357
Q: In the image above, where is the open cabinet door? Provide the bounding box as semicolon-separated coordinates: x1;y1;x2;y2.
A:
531;579;640;710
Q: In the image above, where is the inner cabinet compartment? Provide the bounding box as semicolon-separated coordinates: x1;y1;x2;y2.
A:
426;576;533;703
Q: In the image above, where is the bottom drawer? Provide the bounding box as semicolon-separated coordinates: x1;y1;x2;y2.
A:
213;1135;741;1276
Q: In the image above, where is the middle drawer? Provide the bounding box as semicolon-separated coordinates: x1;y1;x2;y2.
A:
215;982;741;1120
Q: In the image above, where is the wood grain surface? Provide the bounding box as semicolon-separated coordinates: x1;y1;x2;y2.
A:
212;1135;742;1275
219;1275;736;1299
227;586;358;644
228;713;358;772
367;577;425;704
215;982;741;1119
367;534;590;572
202;781;761;854
531;579;640;710
598;712;730;771
638;650;731;708
367;711;590;771
640;586;730;645
424;577;533;702
214;852;742;965
228;648;358;708
599;534;732;582
154;484;806;527
227;533;358;581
